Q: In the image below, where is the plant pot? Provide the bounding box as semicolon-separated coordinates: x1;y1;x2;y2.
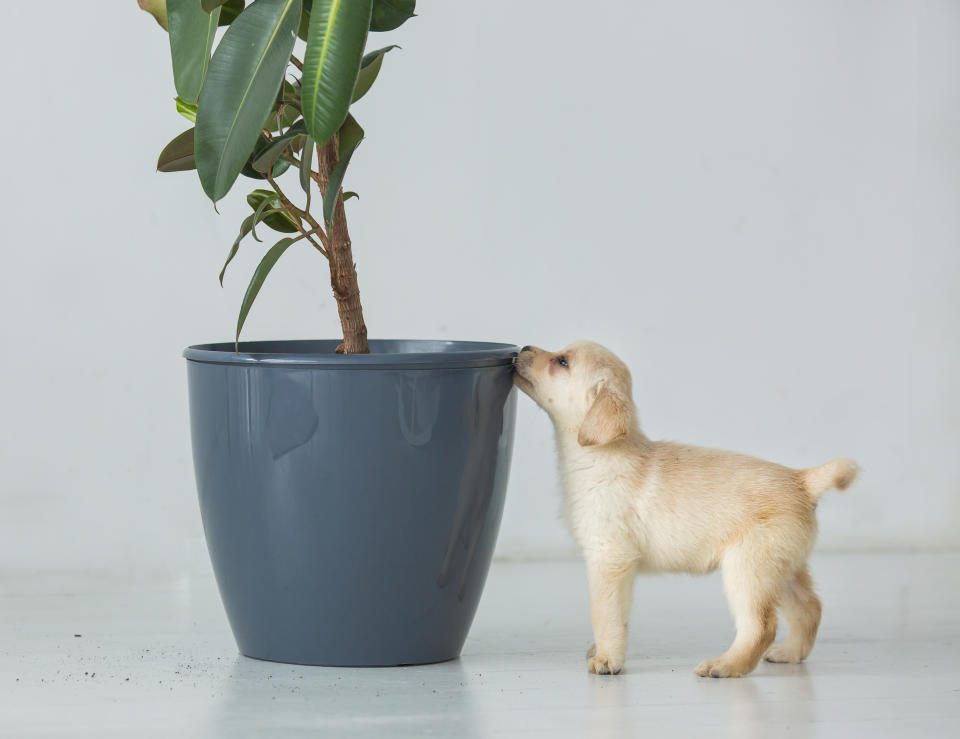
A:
183;339;518;666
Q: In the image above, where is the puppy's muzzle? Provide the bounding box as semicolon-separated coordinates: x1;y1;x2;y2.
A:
513;346;537;389
514;345;538;373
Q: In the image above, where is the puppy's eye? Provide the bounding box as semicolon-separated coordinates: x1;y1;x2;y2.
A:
557;355;569;368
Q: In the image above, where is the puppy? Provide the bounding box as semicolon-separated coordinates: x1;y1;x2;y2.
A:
513;341;857;678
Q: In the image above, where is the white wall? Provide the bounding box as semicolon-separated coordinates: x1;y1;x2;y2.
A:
0;1;957;575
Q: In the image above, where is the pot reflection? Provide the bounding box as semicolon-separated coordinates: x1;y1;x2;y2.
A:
203;655;484;738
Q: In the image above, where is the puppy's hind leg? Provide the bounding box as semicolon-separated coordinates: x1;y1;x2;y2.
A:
695;544;781;678
585;558;636;675
765;565;822;664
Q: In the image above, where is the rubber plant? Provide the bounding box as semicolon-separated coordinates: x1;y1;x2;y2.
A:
140;0;416;353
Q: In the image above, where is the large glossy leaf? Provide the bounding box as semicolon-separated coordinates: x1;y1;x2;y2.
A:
138;0;169;30
201;0;227;11
236;236;298;349
195;0;302;202
157;128;196;172
218;0;245;24
301;0;372;145
370;0;414;32
323;115;363;226
167;0;220;104
352;45;397;102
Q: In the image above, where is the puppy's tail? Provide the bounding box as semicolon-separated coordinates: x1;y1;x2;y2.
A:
800;457;859;501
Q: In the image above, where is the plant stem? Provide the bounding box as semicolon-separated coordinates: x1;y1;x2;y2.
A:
292;224;328;249
263;127;368;353
266;175;329;256
316;137;369;354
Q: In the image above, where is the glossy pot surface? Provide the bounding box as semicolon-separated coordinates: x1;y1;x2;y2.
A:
185;340;518;666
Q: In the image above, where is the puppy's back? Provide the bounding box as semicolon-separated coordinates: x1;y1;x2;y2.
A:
638;442;816;564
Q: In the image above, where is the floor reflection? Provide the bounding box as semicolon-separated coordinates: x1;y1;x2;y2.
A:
578;659;817;739
588;675;628;739
204;655;484;738
725;665;816;739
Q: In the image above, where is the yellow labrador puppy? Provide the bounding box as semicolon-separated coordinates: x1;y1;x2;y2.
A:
513;341;857;678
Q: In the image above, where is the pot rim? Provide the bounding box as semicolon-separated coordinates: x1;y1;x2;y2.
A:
183;339;519;370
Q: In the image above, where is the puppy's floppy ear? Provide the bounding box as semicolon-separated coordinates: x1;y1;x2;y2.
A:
578;380;631;447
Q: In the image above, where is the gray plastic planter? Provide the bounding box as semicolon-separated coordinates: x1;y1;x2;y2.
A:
184;339;518;666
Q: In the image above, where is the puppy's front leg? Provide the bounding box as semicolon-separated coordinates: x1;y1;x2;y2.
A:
585;559;635;675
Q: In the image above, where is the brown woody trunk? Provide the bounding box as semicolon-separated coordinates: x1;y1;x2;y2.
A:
317;138;369;354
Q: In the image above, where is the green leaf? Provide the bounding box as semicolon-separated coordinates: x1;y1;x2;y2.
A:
239;136;292;179
138;0;169;30
323;115;363;226
250;196;276;242
167;0;220;104
201;0;227;11
220;213;255;285
343;190;358;201
281;77;302;105
322;147;357;227
253;134;304;174
301;0;372;145
246;188;276;210
300;136;314;194
195;0;302;202
157;128;196;172
220;198;297;286
297;7;310;40
245;189;300;232
370;0;414;32
338;112;364;153
218;0;245;24
250;200;299;241
352;45;397;102
262;208;300;233
175;96;197;122
251;120;307;173
236;236;298;349
361;44;399;67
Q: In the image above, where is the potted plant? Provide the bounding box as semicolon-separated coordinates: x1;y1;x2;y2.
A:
140;0;518;666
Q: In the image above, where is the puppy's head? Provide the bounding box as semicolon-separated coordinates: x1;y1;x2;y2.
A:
514;341;635;446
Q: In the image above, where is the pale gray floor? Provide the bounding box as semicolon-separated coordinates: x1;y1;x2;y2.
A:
2;553;958;738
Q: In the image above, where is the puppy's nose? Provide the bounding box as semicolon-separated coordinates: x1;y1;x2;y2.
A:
520;345;533;353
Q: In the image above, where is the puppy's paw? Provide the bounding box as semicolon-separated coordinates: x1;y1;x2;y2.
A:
586;643;596;659
764;645;804;664
694;658;746;679
587;653;624;675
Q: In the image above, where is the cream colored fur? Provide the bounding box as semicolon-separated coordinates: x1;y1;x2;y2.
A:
513;341;858;678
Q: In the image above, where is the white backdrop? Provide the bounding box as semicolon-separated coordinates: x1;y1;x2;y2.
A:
1;1;957;575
